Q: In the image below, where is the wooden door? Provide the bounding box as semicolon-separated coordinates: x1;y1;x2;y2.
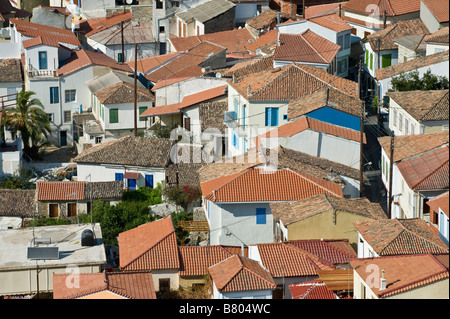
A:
49;204;59;218
68;203;77;217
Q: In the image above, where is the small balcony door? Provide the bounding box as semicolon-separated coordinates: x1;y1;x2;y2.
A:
38;51;48;70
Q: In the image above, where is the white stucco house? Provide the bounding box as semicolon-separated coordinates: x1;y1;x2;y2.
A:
74;135;174;191
200;165;343;247
426;191;450;246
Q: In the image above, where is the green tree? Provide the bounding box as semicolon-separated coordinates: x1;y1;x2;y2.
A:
389;69;449;92
2;90;51;159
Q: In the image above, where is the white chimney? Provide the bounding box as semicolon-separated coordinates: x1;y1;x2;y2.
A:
380;269;386;291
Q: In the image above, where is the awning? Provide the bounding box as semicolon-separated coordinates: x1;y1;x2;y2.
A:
124;172;140;180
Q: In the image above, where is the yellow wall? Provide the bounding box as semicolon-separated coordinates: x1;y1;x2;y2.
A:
287;210;377;248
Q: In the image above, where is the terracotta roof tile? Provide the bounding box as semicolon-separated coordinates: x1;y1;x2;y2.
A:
290;280;338;299
426;191;449;217
58;49;133;76
260;116;366;143
378;130;449;162
119;216;180;270
305;3;343;19
424;27;450;44
222;55;274;79
208;255;276;292
128;52;181;75
353;218;448;256
274;30;341;64
396;146;449;190
0;58;22;83
366;19;429;51
36;181;123;201
10;18;80;48
376;50;449;80
270;193;387;226
308;13;352;32
289;239;357;264
80;11;132;37
342;0;421;17
228;63;358;101
350;254;449;298
0;189;36;217
387;90;449;122
169;28;254;54
74;136;174;167
421;0;449;23
201;166;343;203
178;245;233;276
245;9;292;31
53;271;156;299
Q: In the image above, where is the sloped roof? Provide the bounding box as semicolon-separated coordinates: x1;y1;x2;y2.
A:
222;55;274;80
0;58;22;83
176;0;235;24
80;11;131;36
228;63;358;101
366;18;429;51
350;254;449;298
169;28;254;54
387;90;449;122
74;136;174;168
245;29;278;54
427;191;449;217
307;13;352;32
118;216;180;270
200;166;343;203
353;218;449;256
0;189;36;217
396;146;449;191
10;18;80;48
342;0;421;16
424;27;450;44
290;280;338;299
178;245;234;277
208;255;276;292
376;50;449;80
421;0;449;23
36;181;123;201
57;49;133;76
378;130;449;162
270;193;387;226
52;271;156;299
274;30;341;64
245;8;293;30
289;239;358;264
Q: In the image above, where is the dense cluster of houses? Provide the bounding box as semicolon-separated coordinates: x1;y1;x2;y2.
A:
0;0;449;300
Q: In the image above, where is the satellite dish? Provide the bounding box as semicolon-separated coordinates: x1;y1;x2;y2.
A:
126;0;133;4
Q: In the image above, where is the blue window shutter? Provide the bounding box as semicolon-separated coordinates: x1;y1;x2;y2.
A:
128;178;137;190
115;173;124;181
38;51;48;69
265;108;271;126
256;208;266;224
145;174;154;188
272;108;279;126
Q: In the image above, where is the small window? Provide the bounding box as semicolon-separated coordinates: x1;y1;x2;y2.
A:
139;106;147;121
49;204;59;218
398;113;403;131
67;203;77;217
47;113;54;122
156;0;163;9
159;26;165;33
159;278;170;293
95;136;103;144
118;52;123;63
381;54;392;68
50;87;59;104
110;108;119;124
145;174;154;188
256;208;266;224
265;108;279;127
283;114;288;120
65;89;76;103
64;110;72;123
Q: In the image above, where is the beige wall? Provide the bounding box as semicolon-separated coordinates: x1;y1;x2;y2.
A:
151;269;179;292
286;210;377;248
77;290;127;299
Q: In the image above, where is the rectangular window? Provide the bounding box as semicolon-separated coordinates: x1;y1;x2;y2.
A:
404;118;409;135
410;123;415;135
95;136;102;144
64;110;71;123
256;208;266;224
369;53;373;71
110;108;119;124
38;51;48;69
50;87;59;104
49;203;59;218
115;173;124;182
47;113;54;122
337;34;343;51
398;113;403;131
117;52;123;63
381;54;392;68
67;203;77;217
392;108;397;127
344;33;350;50
145;174;154;188
65;89;76;103
365;49;369;66
139;106;147;121
265;108;279;127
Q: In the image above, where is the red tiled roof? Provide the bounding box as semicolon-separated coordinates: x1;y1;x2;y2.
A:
36;181;85;201
427;191;449;217
353;218;449;256
245;29;277;54
290;280;338;299
201;167;343;203
424;27;450;44
396;146;449;191
350;254;449;298
57;49;133;76
228;63;358;101
178;245;233;277
305;3;344;19
140;85;227;117
259;116;366;144
342;0;421;17
288;239;358;265
208;255;277;292
421;0;449;23
127;52;180;75
308;13;352;32
151;76;193;91
274;30;341;65
10;18;80;48
169;28;254;54
80;11;132;37
118;216;180;271
52;271;156;299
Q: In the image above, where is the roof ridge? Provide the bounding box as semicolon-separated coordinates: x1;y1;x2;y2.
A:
238;256;276;287
419;90;449;121
300;30;329;64
410;154;449;189
287;168;342;197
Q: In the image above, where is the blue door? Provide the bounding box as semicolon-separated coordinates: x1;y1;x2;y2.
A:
60;131;67;146
128;178;137;190
38;51;48;69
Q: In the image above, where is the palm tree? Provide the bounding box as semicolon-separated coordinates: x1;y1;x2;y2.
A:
2;90;51;159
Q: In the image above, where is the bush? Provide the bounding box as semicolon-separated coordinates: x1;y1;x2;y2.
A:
163;185;202;212
122;184;163;205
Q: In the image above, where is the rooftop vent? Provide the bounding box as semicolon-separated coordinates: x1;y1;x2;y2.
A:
81;229;95;246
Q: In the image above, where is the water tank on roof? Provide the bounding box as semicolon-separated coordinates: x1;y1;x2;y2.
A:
81;229;95;246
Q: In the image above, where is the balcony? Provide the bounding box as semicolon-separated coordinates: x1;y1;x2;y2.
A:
224;111;247;137
27;69;58;78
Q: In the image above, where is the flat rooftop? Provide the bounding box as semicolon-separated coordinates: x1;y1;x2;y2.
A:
0;223;106;271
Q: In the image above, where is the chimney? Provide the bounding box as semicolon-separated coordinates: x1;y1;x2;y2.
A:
339;4;342;17
247;86;251;97
380;269;386;291
277;12;281;24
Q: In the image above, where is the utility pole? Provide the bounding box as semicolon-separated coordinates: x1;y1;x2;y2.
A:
121;21;124;63
134;43;138;137
359;102;365;198
388;131;395;219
